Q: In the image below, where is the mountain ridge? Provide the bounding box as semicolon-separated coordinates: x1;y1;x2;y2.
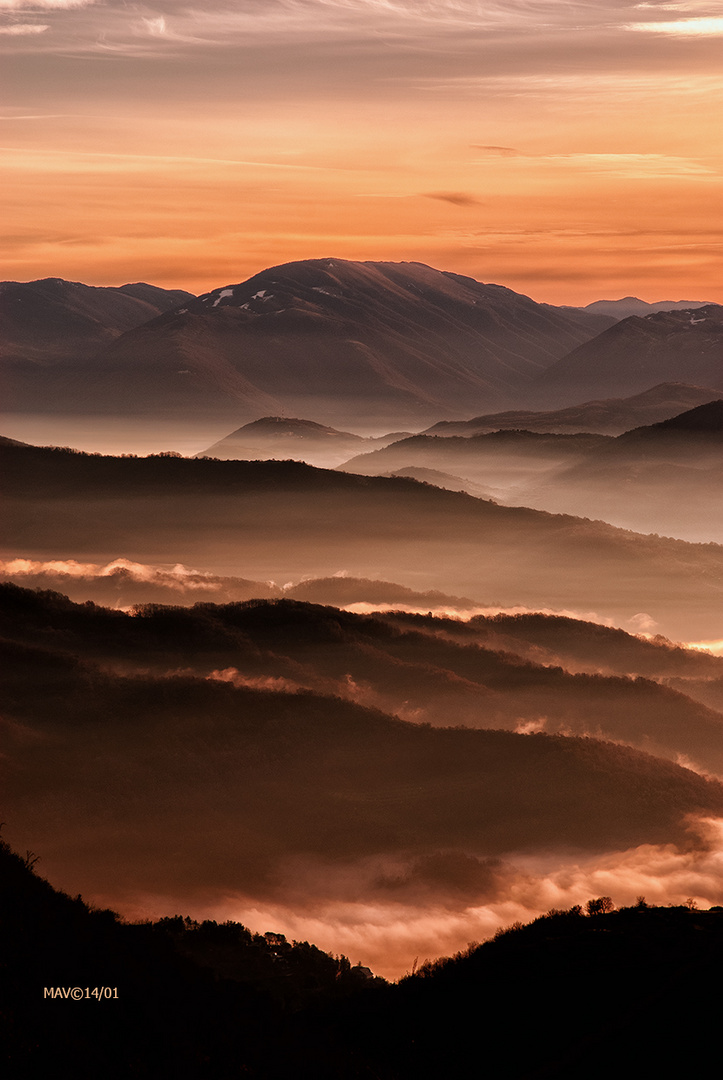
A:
2;259;614;425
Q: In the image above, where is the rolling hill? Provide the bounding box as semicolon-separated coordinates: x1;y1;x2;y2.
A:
341;402;723;542
3;607;723;931
3;584;723;772
3;440;723;639
421;382;720;436
197;415;411;468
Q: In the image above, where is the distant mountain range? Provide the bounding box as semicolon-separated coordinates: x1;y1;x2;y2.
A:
3;261;720;428
422;382;720;436
0;278;194;363
0;278;195;412
0;261;613;424
61;259;616;425
579;296;714;319
535;305;723;405
341;401;723;542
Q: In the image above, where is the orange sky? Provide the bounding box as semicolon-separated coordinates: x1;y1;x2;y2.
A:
2;0;722;304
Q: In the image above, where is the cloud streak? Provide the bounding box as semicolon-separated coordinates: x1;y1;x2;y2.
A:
0;0;94;7
0;22;47;32
627;15;723;33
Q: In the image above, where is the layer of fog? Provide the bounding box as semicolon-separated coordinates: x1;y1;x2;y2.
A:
47;817;723;981
0;412;409;457
0;556;665;637
0;413;238;458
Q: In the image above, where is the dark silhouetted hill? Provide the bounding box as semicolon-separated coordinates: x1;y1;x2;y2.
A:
4;832;723;1077
0;835;381;1078
358;903;723;1078
196;414;409;468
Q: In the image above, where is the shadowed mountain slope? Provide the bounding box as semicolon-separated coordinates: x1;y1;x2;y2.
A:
49;259;613;426
620;398;723;442
535;305;723;406
0;278;194;412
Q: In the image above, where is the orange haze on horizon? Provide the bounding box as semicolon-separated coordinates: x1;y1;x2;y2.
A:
2;1;722;305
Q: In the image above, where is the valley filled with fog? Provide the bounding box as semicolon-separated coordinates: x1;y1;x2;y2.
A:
2;260;723;983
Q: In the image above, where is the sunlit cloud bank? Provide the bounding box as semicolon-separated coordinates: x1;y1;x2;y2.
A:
95;816;723;979
0;557;278;604
627;16;723;34
342;600;655;635
1;555;661;637
686;639;723;657
0;23;47;33
0;0;94;7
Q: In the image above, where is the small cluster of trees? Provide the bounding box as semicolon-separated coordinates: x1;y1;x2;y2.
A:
585;896;615;916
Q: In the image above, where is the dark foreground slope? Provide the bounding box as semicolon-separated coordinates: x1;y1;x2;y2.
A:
4;839;723;1079
363;903;723;1079
3;441;720;638
0;838;381;1080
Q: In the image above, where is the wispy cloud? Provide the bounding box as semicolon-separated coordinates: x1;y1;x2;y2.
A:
472;145;520;157
423;191;482;206
468;150;716;180
0;0;95;7
627;15;723;33
0;145;362;173
143;16;167;37
0;22;47;32
534;152;716;179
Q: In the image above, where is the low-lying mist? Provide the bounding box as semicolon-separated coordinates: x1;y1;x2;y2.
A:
4;445;723;639
95;819;723;980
